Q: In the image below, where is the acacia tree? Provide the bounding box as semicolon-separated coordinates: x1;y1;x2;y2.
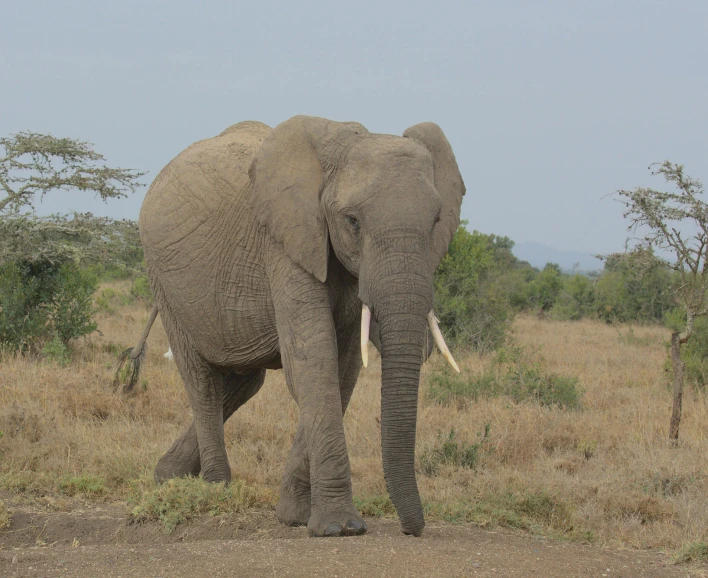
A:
612;161;708;443
0;132;145;351
0;132;145;267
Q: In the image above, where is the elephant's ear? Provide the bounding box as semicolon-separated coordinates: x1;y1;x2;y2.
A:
403;122;466;267
249;116;367;283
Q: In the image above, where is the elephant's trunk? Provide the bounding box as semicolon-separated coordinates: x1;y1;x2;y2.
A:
362;235;432;537
378;305;427;536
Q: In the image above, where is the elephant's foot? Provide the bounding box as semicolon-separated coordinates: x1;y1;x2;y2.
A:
276;486;311;526
307;507;367;537
154;426;201;484
201;461;232;484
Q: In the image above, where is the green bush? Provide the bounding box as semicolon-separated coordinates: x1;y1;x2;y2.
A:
504;358;582;409
0;259;97;351
129;477;266;534
528;263;563;313
353;495;396;517
419;426;490;477
42;336;71;366
130;274;153;302
427;366;502;404
434;225;517;353
426;345;583;410
551;274;596;320
594;255;675;324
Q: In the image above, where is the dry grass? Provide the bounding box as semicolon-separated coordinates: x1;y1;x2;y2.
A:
2;281;708;552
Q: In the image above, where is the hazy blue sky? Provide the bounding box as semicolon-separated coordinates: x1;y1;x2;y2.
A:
2;0;706;255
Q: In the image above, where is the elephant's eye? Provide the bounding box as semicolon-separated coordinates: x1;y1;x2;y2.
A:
345;215;360;233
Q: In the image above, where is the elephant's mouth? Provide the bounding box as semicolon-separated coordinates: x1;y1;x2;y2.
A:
359;303;459;372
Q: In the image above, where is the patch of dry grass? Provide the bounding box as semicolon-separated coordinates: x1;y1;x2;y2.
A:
1;283;707;553
0;500;9;529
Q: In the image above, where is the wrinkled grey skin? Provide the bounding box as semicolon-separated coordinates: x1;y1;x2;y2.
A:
137;116;465;537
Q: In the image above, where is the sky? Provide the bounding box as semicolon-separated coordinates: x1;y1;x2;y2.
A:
2;0;707;256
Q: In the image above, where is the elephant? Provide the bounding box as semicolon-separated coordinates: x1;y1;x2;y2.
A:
116;116;465;538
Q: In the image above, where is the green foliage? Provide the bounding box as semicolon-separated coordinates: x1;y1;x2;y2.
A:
353;494;396;517
427;345;583;410
594;255;675;324
0;131;144;357
551;274;596;320
0;131;145;216
674;541;708;563
130;274;153;302
419;425;490;477
42;336;71;366
57;474;107;497
0;213;143;274
129;477;266;534
529;263;563;312
427;364;502;404
434;223;520;352
502;347;583;410
0;260;97;351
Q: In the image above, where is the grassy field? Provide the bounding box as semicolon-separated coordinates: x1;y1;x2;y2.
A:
2;280;708;556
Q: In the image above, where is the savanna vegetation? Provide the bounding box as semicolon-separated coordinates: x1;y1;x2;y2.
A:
2;136;708;562
2;288;708;558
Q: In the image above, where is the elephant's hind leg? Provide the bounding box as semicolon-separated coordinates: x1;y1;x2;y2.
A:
155;369;266;483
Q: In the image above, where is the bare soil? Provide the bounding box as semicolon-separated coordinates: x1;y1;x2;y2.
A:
0;497;703;578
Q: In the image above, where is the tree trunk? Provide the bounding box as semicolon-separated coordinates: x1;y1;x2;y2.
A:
668;331;684;444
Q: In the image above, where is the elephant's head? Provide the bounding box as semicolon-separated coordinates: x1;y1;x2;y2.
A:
249;115;465;536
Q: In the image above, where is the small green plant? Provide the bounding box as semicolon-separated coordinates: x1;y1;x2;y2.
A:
353;494;396;517
674;541;708;563
57;474;107;497
427;345;583;410
42;335;71;367
129;476;268;534
419;425;490;477
427;368;502;405
504;359;582;410
577;439;598;460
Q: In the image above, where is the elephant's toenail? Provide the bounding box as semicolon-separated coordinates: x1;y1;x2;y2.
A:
346;519;367;534
324;522;342;536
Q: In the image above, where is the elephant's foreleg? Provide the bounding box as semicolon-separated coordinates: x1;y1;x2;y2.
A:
155;369;266;483
269;270;365;537
276;323;363;528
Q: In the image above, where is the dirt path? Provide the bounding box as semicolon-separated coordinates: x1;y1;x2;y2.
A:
0;499;703;578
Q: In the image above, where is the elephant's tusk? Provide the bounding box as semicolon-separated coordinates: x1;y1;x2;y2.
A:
361;304;371;368
427;310;460;373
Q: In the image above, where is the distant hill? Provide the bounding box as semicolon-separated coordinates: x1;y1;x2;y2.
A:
513;242;604;273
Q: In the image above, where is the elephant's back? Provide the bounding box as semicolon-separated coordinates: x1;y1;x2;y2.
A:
139;121;271;263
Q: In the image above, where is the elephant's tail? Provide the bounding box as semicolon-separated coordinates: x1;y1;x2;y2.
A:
113;304;159;393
